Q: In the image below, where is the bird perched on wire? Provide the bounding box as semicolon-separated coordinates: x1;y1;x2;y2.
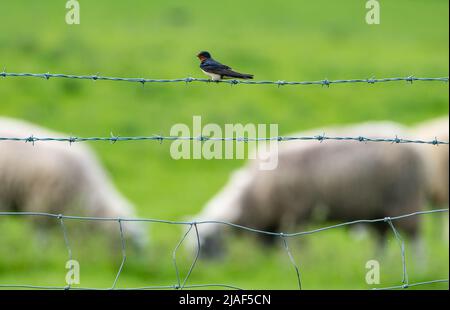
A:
197;51;254;81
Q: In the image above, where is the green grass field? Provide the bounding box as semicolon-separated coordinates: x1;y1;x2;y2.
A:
0;0;448;289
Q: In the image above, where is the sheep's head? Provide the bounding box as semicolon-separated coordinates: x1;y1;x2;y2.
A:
184;222;226;260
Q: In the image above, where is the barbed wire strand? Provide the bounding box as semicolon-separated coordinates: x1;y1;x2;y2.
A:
1;72;448;87
0;208;447;290
0;134;448;146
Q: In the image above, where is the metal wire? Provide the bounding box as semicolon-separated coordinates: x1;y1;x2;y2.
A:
180;224;200;289
280;234;302;290
372;279;449;290
385;218;408;285
0;71;448;86
0;208;447;290
1;70;447;290
173;224;194;289
58;215;73;290
0;133;448;146
110;219;127;290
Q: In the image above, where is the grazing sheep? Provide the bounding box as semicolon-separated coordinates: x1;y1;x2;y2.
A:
410;116;449;240
191;122;428;258
0;117;147;249
410;116;449;208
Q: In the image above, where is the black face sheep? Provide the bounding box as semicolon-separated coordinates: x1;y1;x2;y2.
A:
189;122;427;258
0;117;148;249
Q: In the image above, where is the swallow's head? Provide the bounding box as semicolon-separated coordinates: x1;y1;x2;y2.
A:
197;51;211;61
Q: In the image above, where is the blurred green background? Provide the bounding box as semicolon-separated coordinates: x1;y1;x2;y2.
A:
0;0;448;289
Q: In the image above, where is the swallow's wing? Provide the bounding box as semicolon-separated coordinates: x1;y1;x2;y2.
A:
200;59;232;73
204;67;237;76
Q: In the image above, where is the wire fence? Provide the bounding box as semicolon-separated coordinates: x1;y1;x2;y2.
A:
0;123;448;289
1;71;448;86
1;71;449;290
0;209;448;290
0;134;449;145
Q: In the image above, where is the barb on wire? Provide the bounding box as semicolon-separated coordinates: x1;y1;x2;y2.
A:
0;208;447;290
0;71;448;86
0;134;448;145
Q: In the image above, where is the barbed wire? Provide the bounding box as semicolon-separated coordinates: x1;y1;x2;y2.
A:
0;134;448;145
0;208;447;290
1;70;448;290
0;71;448;86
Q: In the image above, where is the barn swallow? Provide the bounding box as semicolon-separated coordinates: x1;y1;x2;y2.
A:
197;51;254;81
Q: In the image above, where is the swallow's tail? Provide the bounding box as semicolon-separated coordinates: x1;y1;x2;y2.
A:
239;73;254;79
223;70;254;79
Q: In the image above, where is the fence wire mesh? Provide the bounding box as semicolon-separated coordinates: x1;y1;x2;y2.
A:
0;209;448;290
1;71;448;290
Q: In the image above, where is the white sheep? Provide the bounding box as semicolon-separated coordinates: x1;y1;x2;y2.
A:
410;116;449;240
410;116;449;208
0;117;148;249
190;121;429;258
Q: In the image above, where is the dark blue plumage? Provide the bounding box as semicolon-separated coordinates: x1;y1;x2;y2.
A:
197;51;254;80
